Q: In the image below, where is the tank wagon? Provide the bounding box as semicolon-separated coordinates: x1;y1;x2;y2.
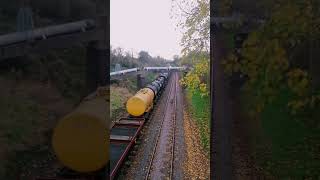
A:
126;73;168;117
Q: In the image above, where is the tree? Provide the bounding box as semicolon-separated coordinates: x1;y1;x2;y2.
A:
110;46;169;70
172;0;210;96
138;51;151;64
172;55;180;66
172;0;210;54
222;0;320;124
173;55;179;61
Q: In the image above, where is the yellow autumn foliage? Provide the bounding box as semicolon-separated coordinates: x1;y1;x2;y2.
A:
180;59;209;97
221;0;320;115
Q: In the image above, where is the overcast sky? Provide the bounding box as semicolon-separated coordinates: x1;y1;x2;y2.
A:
110;0;182;60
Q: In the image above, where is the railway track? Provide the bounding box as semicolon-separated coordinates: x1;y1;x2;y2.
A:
145;72;178;180
110;73;169;180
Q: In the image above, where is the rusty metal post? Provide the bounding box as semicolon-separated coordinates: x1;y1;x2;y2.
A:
137;74;142;89
85;43;95;92
137;73;145;90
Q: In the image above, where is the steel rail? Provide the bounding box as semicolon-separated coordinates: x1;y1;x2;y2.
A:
169;73;177;180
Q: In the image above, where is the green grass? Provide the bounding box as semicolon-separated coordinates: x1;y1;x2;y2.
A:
110;86;133;122
110;92;124;110
187;89;210;153
243;88;320;179
113;75;138;94
145;72;158;83
0;95;41;142
4;144;51;180
0;93;43;179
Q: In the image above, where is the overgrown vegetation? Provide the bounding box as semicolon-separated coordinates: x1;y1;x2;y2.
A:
110;85;132;122
172;0;210;152
186;89;210;153
223;0;320;125
221;0;320;177
180;54;209;97
241;88;320;178
172;0;210;96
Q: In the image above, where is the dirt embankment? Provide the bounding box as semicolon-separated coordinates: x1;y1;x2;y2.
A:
110;85;133;123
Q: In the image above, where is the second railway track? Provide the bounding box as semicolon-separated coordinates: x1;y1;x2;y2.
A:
145;72;178;180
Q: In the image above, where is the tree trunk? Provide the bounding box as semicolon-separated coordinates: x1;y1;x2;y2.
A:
211;27;233;180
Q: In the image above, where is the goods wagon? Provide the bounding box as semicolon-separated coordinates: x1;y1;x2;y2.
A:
126;73;168;117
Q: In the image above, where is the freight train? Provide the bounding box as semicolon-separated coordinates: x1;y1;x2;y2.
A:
51;73;169;178
126;73;168;117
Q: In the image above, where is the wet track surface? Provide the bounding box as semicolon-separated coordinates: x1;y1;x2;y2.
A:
145;72;177;179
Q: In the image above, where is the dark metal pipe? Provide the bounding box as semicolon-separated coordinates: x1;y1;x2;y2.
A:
0;19;95;47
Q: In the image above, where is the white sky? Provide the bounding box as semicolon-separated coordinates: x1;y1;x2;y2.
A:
110;0;182;60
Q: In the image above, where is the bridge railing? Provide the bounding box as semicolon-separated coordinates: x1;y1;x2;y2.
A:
110;66;187;77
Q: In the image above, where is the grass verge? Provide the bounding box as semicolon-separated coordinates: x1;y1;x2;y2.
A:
110;86;133;122
186;89;210;153
241;88;320;179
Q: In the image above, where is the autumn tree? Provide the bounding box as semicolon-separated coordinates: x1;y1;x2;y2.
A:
222;0;320;126
172;0;210;96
